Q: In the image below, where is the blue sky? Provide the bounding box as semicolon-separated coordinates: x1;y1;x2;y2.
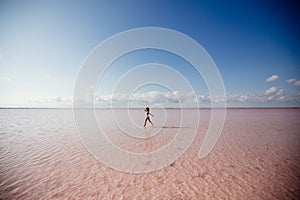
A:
0;0;299;107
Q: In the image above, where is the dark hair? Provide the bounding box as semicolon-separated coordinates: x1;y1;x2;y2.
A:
146;107;149;112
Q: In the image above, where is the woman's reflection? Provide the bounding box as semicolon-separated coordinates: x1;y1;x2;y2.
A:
143;126;153;151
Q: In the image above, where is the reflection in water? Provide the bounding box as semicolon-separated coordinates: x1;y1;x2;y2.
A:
143;126;153;151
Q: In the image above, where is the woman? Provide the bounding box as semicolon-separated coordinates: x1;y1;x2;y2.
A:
143;107;153;127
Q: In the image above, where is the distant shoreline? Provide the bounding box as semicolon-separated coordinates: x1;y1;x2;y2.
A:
0;107;299;109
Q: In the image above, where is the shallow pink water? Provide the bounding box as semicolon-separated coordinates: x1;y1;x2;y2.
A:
0;109;299;199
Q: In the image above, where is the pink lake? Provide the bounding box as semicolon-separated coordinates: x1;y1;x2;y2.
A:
0;108;299;199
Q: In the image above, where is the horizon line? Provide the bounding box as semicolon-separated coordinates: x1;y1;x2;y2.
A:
0;107;299;109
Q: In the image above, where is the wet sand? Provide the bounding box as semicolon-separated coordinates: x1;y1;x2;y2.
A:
0;108;299;199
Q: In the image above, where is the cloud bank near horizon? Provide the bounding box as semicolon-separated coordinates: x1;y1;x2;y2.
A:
25;74;300;108
1;73;298;108
26;89;300;108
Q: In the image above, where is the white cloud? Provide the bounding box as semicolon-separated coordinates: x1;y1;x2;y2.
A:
267;96;275;101
294;80;300;86
27;90;300;108
265;75;279;82
276;88;284;95
286;78;300;86
265;87;278;95
29;96;73;106
96;90;300;108
96;91;198;106
228;92;300;106
286;78;296;83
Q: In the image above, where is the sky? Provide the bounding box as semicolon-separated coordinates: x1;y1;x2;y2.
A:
0;0;299;108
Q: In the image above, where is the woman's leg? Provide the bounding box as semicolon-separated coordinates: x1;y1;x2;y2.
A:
148;118;153;126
